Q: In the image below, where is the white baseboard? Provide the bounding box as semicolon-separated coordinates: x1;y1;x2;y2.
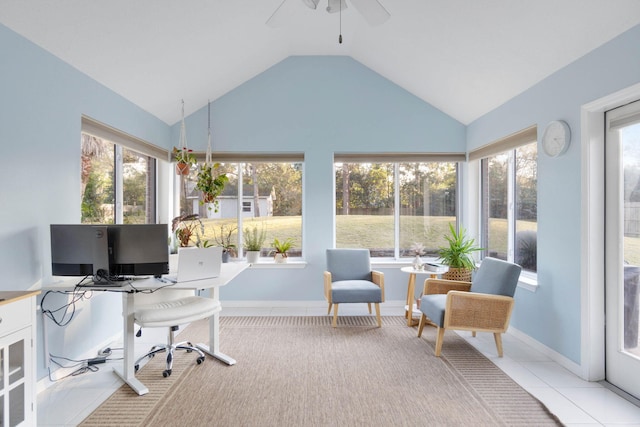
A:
508;325;585;379
221;300;407;309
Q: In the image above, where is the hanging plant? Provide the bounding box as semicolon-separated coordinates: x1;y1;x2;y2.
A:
174;99;194;175
173;146;196;175
195;162;228;211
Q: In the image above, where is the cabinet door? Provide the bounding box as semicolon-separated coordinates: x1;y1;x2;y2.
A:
0;327;32;427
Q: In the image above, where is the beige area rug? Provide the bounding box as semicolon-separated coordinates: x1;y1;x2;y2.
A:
80;316;562;426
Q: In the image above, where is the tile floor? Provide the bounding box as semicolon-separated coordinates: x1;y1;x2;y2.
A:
37;302;640;426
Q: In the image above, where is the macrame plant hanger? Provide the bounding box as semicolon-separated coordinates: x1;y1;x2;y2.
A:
206;100;212;168
179;99;188;152
175;99;191;176
179;100;189;219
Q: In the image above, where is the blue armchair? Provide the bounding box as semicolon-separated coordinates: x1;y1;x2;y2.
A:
324;249;385;327
418;257;521;357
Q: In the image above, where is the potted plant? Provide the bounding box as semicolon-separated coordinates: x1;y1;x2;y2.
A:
173;146;196;175
437;223;483;282
271;237;294;263
195;163;228;212
243;224;266;264
213;224;237;263
171;213;203;248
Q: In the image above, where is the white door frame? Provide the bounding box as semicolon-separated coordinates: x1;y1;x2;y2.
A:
581;82;640;381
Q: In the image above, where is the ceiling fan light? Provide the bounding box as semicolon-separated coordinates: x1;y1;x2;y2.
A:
302;0;320;9
326;0;347;14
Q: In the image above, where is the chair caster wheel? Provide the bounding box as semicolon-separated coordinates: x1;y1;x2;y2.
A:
163;369;171;378
134;364;139;373
197;356;205;364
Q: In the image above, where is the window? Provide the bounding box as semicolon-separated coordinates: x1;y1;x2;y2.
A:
334;155;462;258
81;117;162;224
475;127;537;273
175;155;304;259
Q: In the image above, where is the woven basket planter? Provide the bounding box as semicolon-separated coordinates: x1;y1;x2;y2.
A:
442;267;472;282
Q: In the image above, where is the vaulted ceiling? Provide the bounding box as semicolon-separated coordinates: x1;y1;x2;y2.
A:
2;0;640;125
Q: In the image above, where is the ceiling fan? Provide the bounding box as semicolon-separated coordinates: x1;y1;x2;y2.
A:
267;0;390;28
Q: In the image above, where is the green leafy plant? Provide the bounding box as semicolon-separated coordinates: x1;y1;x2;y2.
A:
243;224;267;251
213;224;238;256
172;146;196;166
195;163;228;209
271;237;294;258
172;214;203;247
437;223;483;270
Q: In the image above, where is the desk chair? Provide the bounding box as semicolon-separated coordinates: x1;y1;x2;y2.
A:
324;249;385;327
418;257;521;357
133;288;219;377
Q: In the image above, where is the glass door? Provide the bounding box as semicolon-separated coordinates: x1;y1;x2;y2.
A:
605;99;640;399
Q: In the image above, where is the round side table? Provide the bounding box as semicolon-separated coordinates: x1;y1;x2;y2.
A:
400;265;448;326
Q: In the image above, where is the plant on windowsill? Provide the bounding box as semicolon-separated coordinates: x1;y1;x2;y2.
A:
213;224;237;262
437;223;483;282
171;213;203;248
243;224;266;264
173;146;196;175
195;163;228;211
270;237;294;264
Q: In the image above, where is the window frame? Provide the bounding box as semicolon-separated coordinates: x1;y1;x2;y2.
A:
81;116;164;224
333;153;465;261
474;126;538;285
172;153;305;262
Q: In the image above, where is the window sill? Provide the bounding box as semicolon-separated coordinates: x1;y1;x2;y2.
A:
517;272;538;292
248;260;307;269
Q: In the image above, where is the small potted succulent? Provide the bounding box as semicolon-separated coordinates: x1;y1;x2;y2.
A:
173;146;196;175
271;237;294;263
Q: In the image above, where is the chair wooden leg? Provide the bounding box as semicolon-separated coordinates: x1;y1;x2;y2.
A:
417;314;426;337
434;327;445;357
374;303;381;327
332;304;339;327
327;303;332;315
367;302;372;314
493;333;504;357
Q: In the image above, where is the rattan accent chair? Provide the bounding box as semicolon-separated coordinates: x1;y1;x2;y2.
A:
324;249;385;327
417;257;521;357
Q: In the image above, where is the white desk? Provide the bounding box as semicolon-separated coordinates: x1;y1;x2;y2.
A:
43;262;249;395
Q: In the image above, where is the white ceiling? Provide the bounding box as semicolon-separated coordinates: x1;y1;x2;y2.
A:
2;0;640;125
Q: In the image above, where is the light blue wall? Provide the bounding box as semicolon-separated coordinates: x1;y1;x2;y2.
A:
6;12;639;380
467;24;640;363
172;56;466;302
0;23;170;379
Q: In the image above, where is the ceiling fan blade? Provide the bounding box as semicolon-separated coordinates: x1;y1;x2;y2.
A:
266;0;292;28
326;0;347;13
349;0;390;26
302;0;320;9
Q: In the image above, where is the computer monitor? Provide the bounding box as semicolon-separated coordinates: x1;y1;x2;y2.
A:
107;224;169;278
50;224;109;276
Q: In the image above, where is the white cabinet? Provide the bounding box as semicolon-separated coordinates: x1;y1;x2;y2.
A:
0;292;38;427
